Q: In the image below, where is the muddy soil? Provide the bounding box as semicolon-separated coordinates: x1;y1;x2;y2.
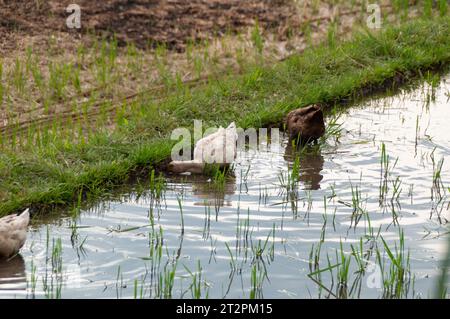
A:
1;0;300;52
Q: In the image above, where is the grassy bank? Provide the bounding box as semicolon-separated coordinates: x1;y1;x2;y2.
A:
1;15;450;216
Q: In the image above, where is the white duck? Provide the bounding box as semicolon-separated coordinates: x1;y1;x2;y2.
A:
168;122;238;174
0;209;30;258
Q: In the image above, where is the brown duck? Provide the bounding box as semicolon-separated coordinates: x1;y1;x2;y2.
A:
286;104;325;144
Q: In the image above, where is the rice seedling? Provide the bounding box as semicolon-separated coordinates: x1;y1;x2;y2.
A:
277;154;301;217
250;21;264;56
388;176;402;226
184;261;208;299
377;230;413;299
379;143;398;210
0;61;4;107
212;167;227;192
307;253;340;299
430;152;447;224
12;58;26;96
202;204;212;240
309;241;323;275
327;21;338;49
250;226;275;265
225;242;237;272
115;266;125;299
148;169;167;216
41;231;64;299
249;261;266;299
335;240;351;299
133;276;145;299
177;196;185;235
349;181;367;229
29;259;38;298
321;197;328;242
155;260;178;299
439;0;448;17
348;237;379;298
322;109;343;144
423;0;433;18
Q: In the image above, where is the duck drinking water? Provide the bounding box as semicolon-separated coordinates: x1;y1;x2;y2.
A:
168;122;238;174
286;104;325;144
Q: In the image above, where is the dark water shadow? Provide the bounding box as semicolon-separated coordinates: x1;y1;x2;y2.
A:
284;143;324;190
0;254;26;293
168;173;236;207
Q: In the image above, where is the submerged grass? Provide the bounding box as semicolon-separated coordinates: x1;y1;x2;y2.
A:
2;16;450;216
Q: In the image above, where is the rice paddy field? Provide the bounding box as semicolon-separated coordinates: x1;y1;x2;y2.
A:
0;0;449;300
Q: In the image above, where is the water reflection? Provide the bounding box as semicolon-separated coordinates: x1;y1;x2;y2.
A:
192;178;236;207
0;255;26;295
169;174;236;207
284;143;324;190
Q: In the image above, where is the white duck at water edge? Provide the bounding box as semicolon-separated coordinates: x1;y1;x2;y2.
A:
0;209;30;258
168;122;238;174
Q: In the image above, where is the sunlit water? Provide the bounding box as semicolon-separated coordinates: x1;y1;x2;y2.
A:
1;76;450;299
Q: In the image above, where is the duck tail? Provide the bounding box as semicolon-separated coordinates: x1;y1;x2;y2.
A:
20;208;30;217
19;209;30;225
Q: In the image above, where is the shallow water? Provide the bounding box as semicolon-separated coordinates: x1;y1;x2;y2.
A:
1;76;450;299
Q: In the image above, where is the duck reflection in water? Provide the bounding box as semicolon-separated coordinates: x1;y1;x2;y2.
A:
192;173;236;207
0;254;27;294
169;173;236;207
284;143;324;190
